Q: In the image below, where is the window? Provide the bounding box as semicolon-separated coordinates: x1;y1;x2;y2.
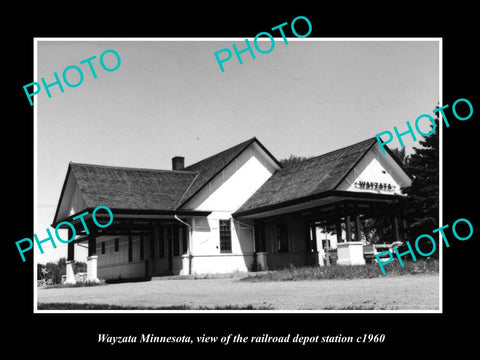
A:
173;227;180;256
101;242;105;254
158;227;165;258
219;219;232;253
114;238;119;252
276;222;288;253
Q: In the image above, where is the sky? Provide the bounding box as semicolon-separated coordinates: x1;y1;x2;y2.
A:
34;38;440;264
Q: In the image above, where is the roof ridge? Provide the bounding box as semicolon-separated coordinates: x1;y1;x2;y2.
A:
183;137;256;170
69;161;199;175
308;137;376;162
329;137;377;190
279;137;377;170
173;172;201;210
177;137;262;208
234;137;379;215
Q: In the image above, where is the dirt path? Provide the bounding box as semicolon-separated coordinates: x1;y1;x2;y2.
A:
37;274;439;310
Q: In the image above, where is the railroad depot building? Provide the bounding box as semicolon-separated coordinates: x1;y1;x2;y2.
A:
52;137;411;283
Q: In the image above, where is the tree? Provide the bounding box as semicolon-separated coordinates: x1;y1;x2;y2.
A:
401;111;439;255
279;154;313;167
73;261;87;273
361;218;392;244
361;112;439;249
360;147;410;244
390;147;410;168
38;258;87;284
37;263;47;280
45;259;64;284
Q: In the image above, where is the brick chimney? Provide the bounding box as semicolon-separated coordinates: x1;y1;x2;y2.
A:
172;156;185;170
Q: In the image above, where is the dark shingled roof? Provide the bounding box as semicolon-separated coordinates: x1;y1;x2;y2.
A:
60;138;272;218
58;137;379;222
69;163;198;211
234;138;378;215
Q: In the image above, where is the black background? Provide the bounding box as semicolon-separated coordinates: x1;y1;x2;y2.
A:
6;4;478;356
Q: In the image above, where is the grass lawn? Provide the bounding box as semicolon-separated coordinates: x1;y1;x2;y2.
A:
37;303;273;310
37;265;439;311
241;259;438;282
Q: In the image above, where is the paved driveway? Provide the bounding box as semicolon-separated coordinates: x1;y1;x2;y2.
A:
37;274;439;311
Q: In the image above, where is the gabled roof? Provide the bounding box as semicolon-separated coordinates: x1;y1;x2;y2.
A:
176;137;282;207
234;137;379;216
66;162;198;211
53;137;282;224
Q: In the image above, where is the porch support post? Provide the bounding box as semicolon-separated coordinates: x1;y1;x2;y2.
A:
65;227;76;284
150;226;155;258
400;202;408;242
354;214;362;242
146;225;155;279
305;221;311;252
310;222;317;252
402;218;408;242
257;220;265;252
187;223;193;275
87;228;97;257
67;235;75;261
304;221;318;266
180;225;190;276
254;219;267;271
392;216;400;244
86;228;100;283
345;215;352;242
336;217;343;244
128;233;133;262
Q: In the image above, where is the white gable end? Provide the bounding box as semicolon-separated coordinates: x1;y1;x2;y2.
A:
54;170;88;224
184;142;280;212
336;143;411;195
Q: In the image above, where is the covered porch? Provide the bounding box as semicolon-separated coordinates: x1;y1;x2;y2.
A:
237;191;407;270
55;209;209;284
